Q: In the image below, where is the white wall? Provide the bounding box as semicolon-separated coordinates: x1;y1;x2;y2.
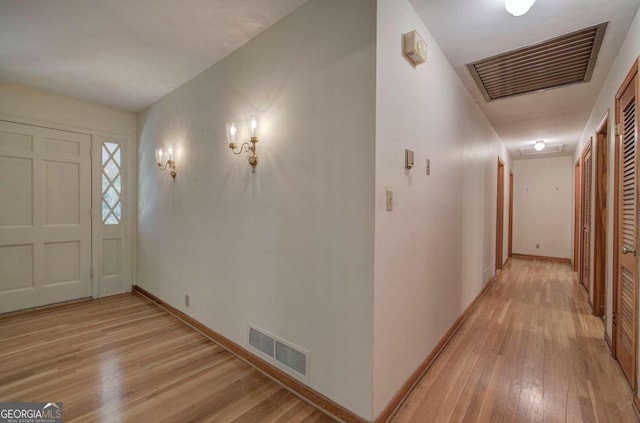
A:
574;6;640;352
136;0;376;419
0;83;136;137
373;0;510;417
512;156;573;259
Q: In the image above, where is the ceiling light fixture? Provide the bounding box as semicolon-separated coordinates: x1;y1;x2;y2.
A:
505;0;536;16
534;140;546;151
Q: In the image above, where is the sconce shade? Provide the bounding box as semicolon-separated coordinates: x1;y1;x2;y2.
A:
226;122;237;145
167;147;174;161
248;114;259;138
155;148;164;165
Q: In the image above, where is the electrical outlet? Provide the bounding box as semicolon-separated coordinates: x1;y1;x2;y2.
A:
185;294;190;307
536;244;540;249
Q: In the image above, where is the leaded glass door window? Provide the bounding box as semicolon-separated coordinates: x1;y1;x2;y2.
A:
102;142;122;225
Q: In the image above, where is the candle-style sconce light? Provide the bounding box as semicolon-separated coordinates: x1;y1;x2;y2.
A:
155;146;177;181
226;114;260;173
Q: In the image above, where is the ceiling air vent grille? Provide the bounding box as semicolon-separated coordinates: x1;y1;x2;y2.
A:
519;144;564;156
468;23;608;101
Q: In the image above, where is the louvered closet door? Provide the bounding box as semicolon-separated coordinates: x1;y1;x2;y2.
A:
615;69;638;388
582;147;592;291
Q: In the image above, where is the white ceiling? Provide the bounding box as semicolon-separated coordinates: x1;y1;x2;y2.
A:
0;0;308;112
1;0;638;154
410;0;640;159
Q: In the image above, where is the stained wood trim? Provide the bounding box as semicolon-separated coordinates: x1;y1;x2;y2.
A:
605;330;613;354
634;394;640;421
612;97;621;357
496;157;506;271
616;57;639;100
509;170;514;258
131;285;366;423
374;274;500;423
511;253;572;265
574;159;581;272
593;114;608;318
580;139;593;293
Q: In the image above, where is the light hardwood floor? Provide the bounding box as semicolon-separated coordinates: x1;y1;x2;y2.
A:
0;294;334;422
1;259;636;422
392;258;638;423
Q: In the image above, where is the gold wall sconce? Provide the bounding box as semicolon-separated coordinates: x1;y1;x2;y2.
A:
155;147;177;181
226;114;260;172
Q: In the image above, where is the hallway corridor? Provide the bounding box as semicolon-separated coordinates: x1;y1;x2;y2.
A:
392;258;637;423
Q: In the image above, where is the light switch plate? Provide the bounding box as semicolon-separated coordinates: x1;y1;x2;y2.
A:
386;189;393;211
405;149;414;170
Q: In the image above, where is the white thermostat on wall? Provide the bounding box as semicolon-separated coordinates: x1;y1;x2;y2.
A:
403;30;427;66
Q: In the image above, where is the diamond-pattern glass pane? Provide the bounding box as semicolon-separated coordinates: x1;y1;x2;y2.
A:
102;142;122;225
105;214;118;225
113;201;121;220
104;159;119;180
113;175;121;194
104;187;119;208
102;145;110;163
102;174;110;193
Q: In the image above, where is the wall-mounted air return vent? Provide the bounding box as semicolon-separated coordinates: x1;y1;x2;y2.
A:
249;327;275;357
468;23;608;101
248;324;308;380
275;340;307;376
519;144;564;156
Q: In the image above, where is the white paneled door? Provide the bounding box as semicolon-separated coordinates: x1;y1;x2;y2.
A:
0;121;91;313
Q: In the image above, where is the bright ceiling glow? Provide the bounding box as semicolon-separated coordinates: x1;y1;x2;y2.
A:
534;140;546;151
505;0;536;16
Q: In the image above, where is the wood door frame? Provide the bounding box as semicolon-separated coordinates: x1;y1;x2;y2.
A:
574;159;581;273
508;170;514;258
612;57;639;385
496;158;505;272
580;139;593;292
593;113;608;318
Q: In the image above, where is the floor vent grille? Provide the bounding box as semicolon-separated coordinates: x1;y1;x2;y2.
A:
468;23;608;101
